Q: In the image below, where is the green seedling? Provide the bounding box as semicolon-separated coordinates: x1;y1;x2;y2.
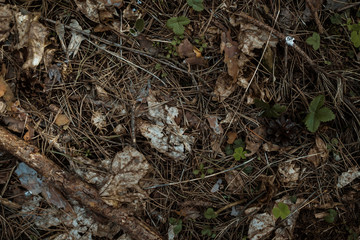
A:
166;16;190;35
204;208;217;219
324;209;337;223
233;147;247;161
130;18;145;36
187;0;204;11
169;217;182;235
349;23;360;48
201;226;216;238
330;13;342;25
225;138;245;155
272;202;290;220
304;95;335;133
193;163;214;178
306;32;321;50
254;99;286;118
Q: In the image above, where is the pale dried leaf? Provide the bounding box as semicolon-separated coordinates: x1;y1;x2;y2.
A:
114;124;126;135
0;101;6;113
3;117;25;132
21;17;48;69
278;162;300;183
91;111;107;129
207;115;224;135
74;0;102;22
211;179;222;193
14;11;31;49
67;19;89;58
55;22;66;53
100;146;150;208
225;170;245;193
212;73;237;102
55;114;70;126
95;85;110;102
263;142;281;152
337;167;360;188
248;213;275;240
0;5;13;42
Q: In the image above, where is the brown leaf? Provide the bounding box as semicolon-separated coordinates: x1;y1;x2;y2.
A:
55;114;70;126
245;126;266;156
3;117;25;133
0;5;13;42
137;35;158;55
221;31;240;80
307;136;328;167
184;111;200;129
207;115;223;135
227;131;237;144
278;162;300;183
212;73;237;102
184;56;207;66
178;39;195;58
225;170;245;193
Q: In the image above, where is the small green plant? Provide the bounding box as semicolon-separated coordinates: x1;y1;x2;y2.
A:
304;95;335;133
204;208;217;219
169;217;183;235
272;202;290;220
233;147;247;161
306;32;321;50
193;163;214;178
225;138;245;155
347;21;360;48
129;18;145;36
187;0;204;11
254;99;286;118
194;36;208;52
201;226;216;238
324;209;337;223
166;16;190;35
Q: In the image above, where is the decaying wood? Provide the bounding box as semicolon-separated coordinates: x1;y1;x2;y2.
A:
0;126;163;240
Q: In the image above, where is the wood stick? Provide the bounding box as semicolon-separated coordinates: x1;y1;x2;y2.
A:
0;126;163;240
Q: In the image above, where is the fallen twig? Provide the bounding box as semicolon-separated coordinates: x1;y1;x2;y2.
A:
0;126;163;240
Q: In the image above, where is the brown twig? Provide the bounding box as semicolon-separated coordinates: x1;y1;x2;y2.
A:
0;126;163;240
306;0;325;34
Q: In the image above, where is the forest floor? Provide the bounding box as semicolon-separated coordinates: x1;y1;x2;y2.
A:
0;0;360;239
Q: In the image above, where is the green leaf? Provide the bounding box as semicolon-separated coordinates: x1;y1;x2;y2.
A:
254;99;270;110
169;218;182;235
306;32;321;50
193;169;200;175
255;99;286;118
272;202;290;220
135;18;145;32
187;0;204;11
243;166;253;175
166;16;190;35
316;107;335;122
330;14;342;25
305;95;335;132
204;208;217;219
309;95;325;112
207;168;214;174
350;30;360;48
233;147;246;160
324;209;337;223
225;144;234;155
233;139;245;149
305;112;320;133
201;228;212;236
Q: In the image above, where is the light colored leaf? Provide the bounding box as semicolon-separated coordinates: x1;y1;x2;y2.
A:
55;114;70;126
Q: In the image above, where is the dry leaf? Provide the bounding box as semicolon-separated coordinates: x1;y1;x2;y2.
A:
278;162;300;183
91;111;107;129
55;21;66;53
220;31;240;80
55;114;70;126
114;124;126;135
212;73;237;102
245;126;266;156
207;115;223;135
100;146;150;208
67;19;89;58
177;39;206;66
18;14;48;69
3;117;25;133
263;142;281;152
0;5;13;42
227;131;237;144
248;213;275;240
337;167;360;189
73;0;103;22
307;136;328;167
225;170;245;193
0;101;6;113
95;85;110;102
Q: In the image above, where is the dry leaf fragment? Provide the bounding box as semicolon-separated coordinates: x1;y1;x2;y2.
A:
67;19;89;58
100;146;149;208
0;5;13;42
207;115;224;135
227;131;237;144
3;117;25;133
278;162;300;183
221;31;240;80
307;136;328;167
55;114;70;126
91;111;107;129
225;170;245;193
212;73;237;102
21;16;48;69
248;213;275;240
337;167;360;188
74;0;102;22
177;39;206;66
245;126;266;156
